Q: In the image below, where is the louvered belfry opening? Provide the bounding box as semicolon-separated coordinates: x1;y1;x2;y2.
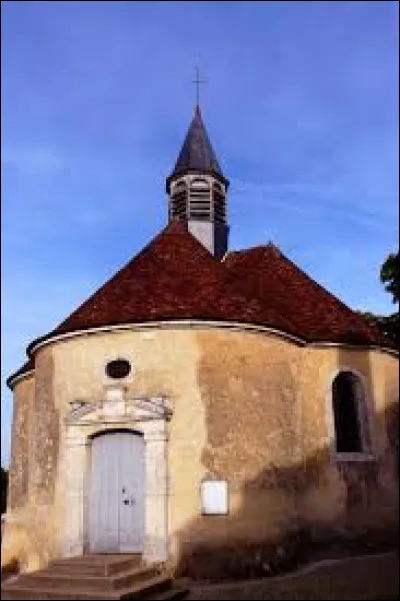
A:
189;177;211;221
170;176;227;223
170;179;188;220
212;182;226;223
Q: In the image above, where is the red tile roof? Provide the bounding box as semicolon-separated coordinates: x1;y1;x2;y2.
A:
26;219;298;353
224;244;388;346
8;220;392;387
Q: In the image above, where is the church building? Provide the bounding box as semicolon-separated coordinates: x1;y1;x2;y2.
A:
2;103;399;579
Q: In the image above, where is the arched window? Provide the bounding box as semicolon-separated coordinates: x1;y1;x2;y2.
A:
174;179;186;190
191;178;209;189
331;371;369;454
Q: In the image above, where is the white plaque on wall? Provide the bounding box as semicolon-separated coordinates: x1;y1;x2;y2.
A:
201;480;228;515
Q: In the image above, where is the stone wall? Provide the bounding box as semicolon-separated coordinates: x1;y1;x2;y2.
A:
4;362;62;573
4;324;399;577
296;346;399;535
174;330;399;577
8;375;35;509
32;349;59;506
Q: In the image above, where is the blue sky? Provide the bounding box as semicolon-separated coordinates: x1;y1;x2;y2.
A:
1;0;398;465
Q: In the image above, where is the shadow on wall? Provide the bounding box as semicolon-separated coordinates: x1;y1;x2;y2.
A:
1;468;8;517
386;401;399;479
174;403;399;582
173;336;398;581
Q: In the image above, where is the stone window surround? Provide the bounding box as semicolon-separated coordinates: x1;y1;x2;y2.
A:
104;358;132;380
324;367;375;462
62;388;170;563
101;352;136;385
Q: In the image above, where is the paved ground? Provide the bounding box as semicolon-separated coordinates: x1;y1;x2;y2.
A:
185;551;399;600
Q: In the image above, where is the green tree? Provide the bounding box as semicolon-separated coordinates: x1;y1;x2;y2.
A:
358;251;399;348
380;251;399;304
360;311;399;347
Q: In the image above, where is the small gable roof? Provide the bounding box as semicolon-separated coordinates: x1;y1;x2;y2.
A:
224;244;389;347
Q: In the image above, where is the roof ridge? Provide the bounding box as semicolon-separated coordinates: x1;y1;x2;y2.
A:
24;228;303;359
25;220;218;352
24;221;237;356
224;244;387;346
265;248;384;340
226;242;281;256
229;244;369;320
274;248;367;319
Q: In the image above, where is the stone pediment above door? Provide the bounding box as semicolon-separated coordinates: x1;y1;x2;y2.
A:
66;395;172;425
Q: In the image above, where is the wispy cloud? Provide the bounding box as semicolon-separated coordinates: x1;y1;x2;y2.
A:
232;179;397;230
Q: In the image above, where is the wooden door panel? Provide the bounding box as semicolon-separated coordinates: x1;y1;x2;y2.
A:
89;431;145;553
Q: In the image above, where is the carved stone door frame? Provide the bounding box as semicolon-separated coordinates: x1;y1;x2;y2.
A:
62;391;171;563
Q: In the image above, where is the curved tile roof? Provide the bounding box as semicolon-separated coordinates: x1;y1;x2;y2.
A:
8;220;393;388
25;219;298;354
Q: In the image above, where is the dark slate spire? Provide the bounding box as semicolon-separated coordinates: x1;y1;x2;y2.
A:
166;103;230;259
169;105;225;181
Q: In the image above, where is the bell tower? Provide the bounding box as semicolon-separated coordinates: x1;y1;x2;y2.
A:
166;104;229;259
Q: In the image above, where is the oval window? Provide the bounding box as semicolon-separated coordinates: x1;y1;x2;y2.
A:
105;359;131;379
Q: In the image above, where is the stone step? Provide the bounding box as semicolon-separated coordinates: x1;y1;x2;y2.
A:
16;564;159;592
1;573;172;600
119;574;172;600
53;554;141;563
49;554;142;576
148;586;188;600
1;586;112;600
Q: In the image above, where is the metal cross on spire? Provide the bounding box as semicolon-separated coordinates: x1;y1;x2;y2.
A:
192;67;207;108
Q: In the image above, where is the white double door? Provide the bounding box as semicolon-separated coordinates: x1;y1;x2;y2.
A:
89;431;145;553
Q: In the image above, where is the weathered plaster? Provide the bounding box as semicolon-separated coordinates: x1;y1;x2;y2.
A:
3;325;398;577
8;376;35;509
